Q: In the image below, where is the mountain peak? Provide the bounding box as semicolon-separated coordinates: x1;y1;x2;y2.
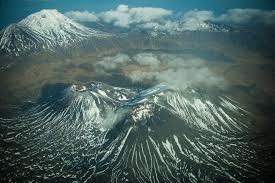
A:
0;9;111;56
21;9;63;19
19;9;83;32
20;9;64;24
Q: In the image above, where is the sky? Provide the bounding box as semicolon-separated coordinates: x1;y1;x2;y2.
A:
0;0;275;28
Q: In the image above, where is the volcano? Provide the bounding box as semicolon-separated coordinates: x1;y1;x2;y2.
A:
0;9;112;56
0;82;263;182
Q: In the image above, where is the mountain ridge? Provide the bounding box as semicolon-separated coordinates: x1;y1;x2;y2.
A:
0;81;261;182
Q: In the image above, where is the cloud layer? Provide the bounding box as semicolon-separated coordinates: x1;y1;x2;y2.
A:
215;9;275;25
99;4;172;28
94;52;227;90
65;10;98;22
128;53;227;89
95;53;131;70
65;5;275;33
133;53;160;68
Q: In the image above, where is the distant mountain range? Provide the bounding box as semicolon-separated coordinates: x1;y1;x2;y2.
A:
0;9;232;56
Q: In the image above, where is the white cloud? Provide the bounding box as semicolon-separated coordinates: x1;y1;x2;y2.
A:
99;4;172;28
128;66;226;90
140;8;275;33
183;10;214;21
180;9;275;27
130;9;217;33
125;53;227;90
95;52;162;71
94;52;227;89
95;53;131;70
64;6;275;33
128;70;157;83
133;53;161;68
65;10;98;22
179;9;275;26
215;9;275;25
155;67;226;89
102;108;128;130
180;10;214;31
137;20;181;34
130;6;172;22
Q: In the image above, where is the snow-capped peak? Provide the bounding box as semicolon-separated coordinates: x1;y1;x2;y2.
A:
19;9;67;27
0;9;111;56
18;9;95;36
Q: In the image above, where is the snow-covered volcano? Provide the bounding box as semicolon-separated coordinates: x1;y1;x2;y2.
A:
0;82;264;182
0;9;111;56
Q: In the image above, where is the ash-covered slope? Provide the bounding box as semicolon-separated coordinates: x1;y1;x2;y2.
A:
0;9;112;56
0;82;265;182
